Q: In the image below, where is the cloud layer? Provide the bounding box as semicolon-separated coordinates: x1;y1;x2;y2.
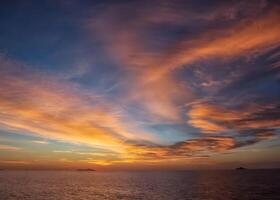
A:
0;0;279;169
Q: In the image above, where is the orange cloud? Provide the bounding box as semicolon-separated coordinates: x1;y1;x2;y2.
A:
0;145;22;151
87;5;280;125
122;136;237;162
256;130;277;140
146;8;280;81
187;102;280;134
0;57;156;155
1;2;279;168
0;160;30;165
126;74;191;122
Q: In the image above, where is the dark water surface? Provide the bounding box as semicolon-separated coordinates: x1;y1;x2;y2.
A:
0;170;279;200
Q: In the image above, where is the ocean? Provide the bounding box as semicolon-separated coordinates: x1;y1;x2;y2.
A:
0;170;279;200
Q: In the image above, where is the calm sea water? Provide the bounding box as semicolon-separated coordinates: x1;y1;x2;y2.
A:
0;170;279;200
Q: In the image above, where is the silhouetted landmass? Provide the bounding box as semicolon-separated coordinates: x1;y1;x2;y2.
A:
236;167;247;170
77;169;96;172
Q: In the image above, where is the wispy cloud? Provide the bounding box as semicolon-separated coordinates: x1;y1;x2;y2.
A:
0;56;164;163
0;0;279;168
31;140;48;144
0;144;21;151
0;160;30;165
188;102;280;134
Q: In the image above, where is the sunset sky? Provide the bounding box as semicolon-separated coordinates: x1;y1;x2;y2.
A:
0;0;279;170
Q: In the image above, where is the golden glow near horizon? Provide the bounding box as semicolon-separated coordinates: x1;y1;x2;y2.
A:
0;1;280;170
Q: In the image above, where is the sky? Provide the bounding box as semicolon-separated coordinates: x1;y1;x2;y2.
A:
0;0;279;170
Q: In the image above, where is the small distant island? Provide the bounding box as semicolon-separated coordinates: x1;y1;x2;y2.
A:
236;167;247;170
76;169;96;172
